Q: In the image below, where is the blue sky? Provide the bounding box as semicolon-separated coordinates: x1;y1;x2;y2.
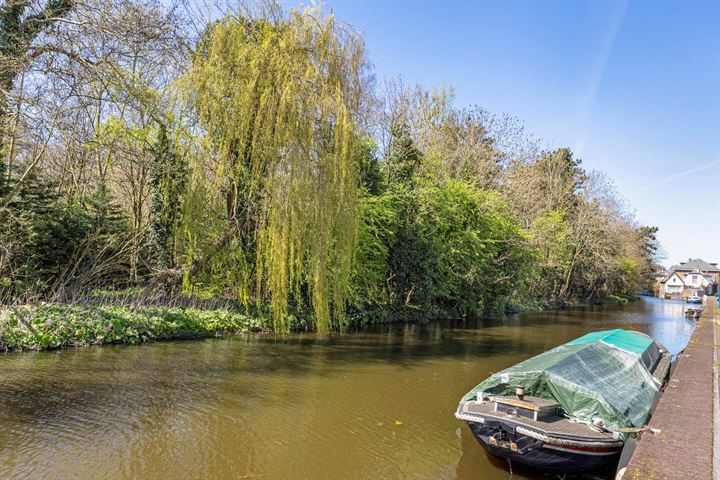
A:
307;0;719;267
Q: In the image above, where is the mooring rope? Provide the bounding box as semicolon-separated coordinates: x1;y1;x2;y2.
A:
454;412;485;423
454;410;624;449
515;426;624;448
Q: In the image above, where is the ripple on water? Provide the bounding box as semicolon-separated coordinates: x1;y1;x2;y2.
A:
0;298;694;480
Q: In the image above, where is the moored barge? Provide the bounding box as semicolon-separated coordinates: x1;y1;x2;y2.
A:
455;329;671;473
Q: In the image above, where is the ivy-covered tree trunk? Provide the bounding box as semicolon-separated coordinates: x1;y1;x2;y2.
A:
151;123;186;270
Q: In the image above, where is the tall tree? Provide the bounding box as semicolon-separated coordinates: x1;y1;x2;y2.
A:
185;5;369;332
383;125;432;314
356;138;383;196
150;123;186;269
0;0;75;166
386;123;421;187
503;147;586;228
637;226;660;289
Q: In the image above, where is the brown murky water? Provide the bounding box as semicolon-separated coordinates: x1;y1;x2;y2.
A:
0;298;694;480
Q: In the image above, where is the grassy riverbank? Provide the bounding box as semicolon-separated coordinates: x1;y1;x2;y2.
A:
0;294;643;352
0;304;270;352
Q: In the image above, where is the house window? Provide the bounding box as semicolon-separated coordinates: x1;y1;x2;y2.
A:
693;275;699;283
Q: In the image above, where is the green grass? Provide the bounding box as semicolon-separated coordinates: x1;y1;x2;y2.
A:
0;304;271;352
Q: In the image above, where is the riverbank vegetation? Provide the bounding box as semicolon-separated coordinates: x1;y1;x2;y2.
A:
0;304;268;351
0;0;659;346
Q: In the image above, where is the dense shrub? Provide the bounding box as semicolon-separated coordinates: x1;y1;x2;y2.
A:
349;178;529;323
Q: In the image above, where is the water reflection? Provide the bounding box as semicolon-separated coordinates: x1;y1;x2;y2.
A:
0;298;694;480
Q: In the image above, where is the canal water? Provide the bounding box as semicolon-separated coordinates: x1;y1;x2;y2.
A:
0;298;694;480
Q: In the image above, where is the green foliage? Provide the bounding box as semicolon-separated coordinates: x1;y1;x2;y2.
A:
374;126;435;319
349;175;529;322
416;179;528;316
387;123;421;187
0;304;269;351
525;210;573;300
387;209;436;317
0;1;659;337
356;139;384;196
185;6;367;333
349;193;400;311
349;119;531;322
150;123;187;269
637;226;660;289
0;172;129;299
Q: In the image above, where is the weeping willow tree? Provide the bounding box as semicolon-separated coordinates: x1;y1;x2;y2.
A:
183;5;368;333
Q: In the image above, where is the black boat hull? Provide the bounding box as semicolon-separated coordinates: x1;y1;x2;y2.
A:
467;420;622;473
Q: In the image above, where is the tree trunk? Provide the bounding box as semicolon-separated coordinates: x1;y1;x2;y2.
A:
0;0;76;176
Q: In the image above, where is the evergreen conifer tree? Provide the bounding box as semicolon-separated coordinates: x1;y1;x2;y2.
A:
386;123;421;188
150;124;186;269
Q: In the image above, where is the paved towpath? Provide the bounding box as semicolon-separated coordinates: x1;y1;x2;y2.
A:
623;299;717;479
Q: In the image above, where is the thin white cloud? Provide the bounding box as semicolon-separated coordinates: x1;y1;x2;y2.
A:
637;160;720;191
574;1;629;155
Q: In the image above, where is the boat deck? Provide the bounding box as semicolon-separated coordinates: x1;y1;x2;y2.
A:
459;400;617;441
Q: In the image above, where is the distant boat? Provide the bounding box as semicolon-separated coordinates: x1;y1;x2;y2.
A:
455;329;671;473
686;294;702;304
639;290;652;296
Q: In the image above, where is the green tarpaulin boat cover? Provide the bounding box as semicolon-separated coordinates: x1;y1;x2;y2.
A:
462;329;665;433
